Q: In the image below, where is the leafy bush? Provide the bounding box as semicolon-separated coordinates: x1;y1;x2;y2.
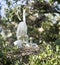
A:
0;0;60;65
29;43;60;65
0;35;22;65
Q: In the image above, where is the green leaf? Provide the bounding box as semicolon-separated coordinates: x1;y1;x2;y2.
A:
55;38;60;45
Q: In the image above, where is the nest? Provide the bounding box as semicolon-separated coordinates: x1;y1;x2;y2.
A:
7;45;39;59
20;46;39;56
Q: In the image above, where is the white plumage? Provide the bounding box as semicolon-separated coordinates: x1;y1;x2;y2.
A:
13;6;39;49
16;9;27;39
16;21;27;39
14;40;23;48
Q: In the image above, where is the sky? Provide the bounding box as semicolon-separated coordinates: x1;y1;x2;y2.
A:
0;0;32;17
0;0;7;17
0;0;27;17
0;0;50;17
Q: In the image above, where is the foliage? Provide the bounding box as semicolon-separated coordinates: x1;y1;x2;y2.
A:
29;43;60;65
0;0;60;65
0;34;24;65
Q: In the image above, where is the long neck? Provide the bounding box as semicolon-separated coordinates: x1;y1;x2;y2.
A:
23;9;26;22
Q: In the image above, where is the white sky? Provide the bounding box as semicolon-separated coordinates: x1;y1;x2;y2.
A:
0;0;41;17
0;0;29;17
0;0;7;17
0;0;26;17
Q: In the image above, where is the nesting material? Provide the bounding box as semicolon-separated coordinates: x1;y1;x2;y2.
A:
22;43;39;55
13;40;39;56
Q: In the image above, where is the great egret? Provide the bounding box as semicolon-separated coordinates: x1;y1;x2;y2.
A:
16;8;28;40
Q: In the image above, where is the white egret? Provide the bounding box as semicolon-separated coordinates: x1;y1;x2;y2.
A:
29;37;38;48
13;40;23;48
16;8;28;40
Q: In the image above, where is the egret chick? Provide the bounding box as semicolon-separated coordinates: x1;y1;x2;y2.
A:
13;40;23;48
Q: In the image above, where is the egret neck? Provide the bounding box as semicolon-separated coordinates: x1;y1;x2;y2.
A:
23;8;26;22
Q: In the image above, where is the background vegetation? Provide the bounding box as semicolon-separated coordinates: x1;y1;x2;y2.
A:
0;0;60;65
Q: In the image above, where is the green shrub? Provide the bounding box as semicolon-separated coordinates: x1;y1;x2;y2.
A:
29;43;60;65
